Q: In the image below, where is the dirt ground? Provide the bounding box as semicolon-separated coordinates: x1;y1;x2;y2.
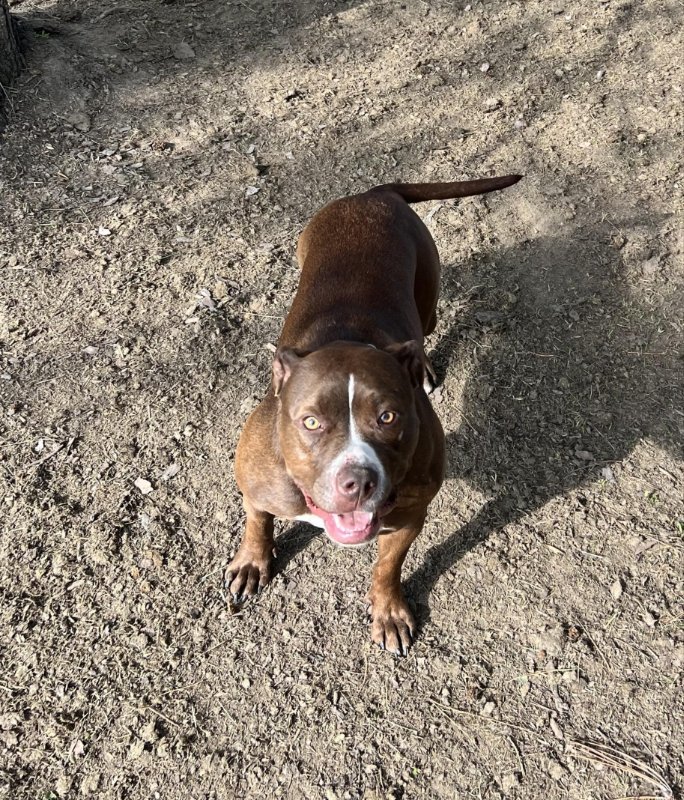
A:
1;0;683;798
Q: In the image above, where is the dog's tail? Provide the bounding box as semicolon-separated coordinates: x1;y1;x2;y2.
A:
371;174;522;203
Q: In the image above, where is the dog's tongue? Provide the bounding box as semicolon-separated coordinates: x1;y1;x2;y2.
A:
324;509;379;544
303;493;380;545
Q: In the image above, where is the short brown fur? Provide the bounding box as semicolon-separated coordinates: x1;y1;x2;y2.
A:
226;175;521;655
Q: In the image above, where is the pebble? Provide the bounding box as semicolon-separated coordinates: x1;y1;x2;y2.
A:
481;700;496;716
134;477;154;495
547;760;566;780
601;466;616;483
501;772;520;793
641;255;661;275
610;578;623;600
67;112;92;132
529;626;564;657
173;41;196;60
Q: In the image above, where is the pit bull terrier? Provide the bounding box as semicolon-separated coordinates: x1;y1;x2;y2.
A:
226;174;522;655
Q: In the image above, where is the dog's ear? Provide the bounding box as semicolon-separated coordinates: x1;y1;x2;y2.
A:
385;340;425;388
272;347;307;397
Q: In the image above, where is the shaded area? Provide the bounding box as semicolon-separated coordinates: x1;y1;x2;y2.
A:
0;0;23;107
409;216;683;615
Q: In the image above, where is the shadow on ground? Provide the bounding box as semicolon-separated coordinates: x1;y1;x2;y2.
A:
406;215;683;621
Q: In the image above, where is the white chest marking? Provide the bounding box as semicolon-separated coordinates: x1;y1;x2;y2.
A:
294;513;325;529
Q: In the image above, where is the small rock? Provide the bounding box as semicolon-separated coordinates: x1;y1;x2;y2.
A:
173;41;196;60
134;477;154;495
1;730;18;747
547;760;566;780
140;720;157;743
475;310;504;325
481;700;496;716
549;716;564;740
575;449;594;461
241;677;251;689
641;255;661;275
0;713;21;730
501;772;520;793
601;466;616;483
480;62;490;72
67;111;91;132
128;737;145;760
80;772;101;796
610;578;623;600
529;626;564;657
70;739;85;760
426;74;445;88
161;463;180;481
484;97;502;112
245;185;260;198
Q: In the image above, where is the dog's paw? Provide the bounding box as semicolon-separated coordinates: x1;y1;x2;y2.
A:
366;592;416;657
224;549;273;603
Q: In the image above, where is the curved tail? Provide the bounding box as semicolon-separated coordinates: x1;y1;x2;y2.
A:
371;174;522;203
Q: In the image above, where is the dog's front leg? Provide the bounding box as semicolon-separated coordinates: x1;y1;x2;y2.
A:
366;514;425;656
225;500;274;602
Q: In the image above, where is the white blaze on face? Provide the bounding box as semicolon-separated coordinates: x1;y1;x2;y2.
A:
324;373;387;498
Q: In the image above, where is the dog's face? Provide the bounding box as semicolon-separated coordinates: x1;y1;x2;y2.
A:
273;342;424;546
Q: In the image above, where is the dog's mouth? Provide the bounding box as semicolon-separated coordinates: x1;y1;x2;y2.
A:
302;491;396;546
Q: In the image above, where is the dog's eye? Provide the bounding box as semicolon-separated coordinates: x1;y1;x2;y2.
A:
378;411;397;425
302;416;321;431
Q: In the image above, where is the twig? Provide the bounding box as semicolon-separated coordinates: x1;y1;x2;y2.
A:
142;705;181;730
425;697;545;740
568;739;673;800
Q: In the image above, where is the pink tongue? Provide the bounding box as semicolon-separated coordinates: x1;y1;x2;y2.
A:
332;511;374;532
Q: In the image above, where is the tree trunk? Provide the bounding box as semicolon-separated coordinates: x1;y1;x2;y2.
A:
0;0;22;96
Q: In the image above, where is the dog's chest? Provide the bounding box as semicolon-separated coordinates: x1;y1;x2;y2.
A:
293;513;326;529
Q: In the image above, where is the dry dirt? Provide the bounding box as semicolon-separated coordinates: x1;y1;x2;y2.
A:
1;0;683;798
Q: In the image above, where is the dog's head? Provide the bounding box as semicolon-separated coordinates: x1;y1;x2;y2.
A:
272;341;425;546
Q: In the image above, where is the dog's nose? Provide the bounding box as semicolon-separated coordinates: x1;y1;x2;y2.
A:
336;465;378;504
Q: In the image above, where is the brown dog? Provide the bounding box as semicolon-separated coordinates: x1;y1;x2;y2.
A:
226;175;522;655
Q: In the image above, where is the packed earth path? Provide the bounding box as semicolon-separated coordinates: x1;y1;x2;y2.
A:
0;1;683;798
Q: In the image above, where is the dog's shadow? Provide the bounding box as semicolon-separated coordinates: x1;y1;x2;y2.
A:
273;522;321;573
406;220;682;624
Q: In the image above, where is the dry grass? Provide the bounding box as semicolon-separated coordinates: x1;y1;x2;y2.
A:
569;739;674;800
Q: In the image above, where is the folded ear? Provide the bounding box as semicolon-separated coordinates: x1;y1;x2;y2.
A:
385;340;425;388
272;347;307;397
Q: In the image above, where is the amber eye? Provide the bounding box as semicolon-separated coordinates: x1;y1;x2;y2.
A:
303;416;321;431
378;411;397;425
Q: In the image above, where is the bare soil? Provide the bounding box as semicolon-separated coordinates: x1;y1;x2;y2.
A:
1;1;683;798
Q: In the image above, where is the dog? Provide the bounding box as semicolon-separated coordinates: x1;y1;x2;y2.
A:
226;174;522;655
